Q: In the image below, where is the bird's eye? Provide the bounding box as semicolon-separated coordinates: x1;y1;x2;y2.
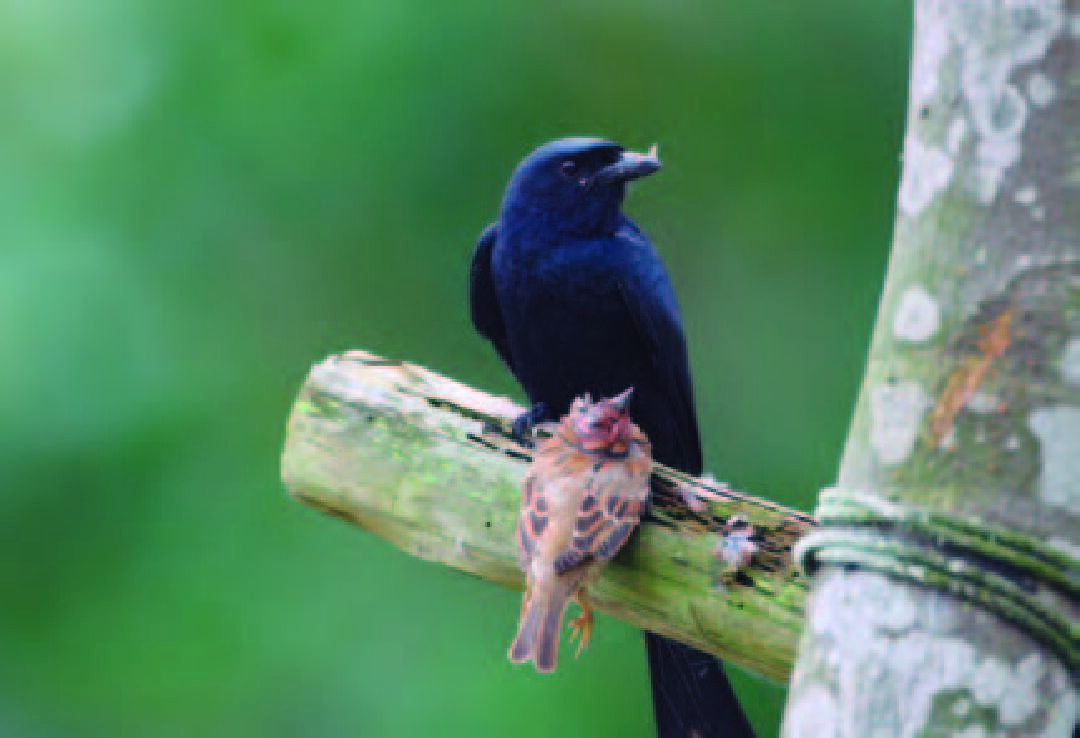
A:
560;160;578;177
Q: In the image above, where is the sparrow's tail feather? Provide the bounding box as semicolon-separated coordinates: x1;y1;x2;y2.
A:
508;588;570;673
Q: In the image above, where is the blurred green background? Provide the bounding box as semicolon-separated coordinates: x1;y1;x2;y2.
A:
0;1;910;736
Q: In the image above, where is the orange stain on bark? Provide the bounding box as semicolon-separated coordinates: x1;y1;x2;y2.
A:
929;309;1012;446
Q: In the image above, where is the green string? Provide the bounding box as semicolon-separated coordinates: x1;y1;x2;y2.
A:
795;487;1079;671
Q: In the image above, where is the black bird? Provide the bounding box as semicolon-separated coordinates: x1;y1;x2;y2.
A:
470;137;755;738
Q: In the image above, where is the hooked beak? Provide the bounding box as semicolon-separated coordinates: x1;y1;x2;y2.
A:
594;144;661;185
609;387;634;413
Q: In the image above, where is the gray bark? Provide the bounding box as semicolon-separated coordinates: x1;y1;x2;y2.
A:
783;2;1078;737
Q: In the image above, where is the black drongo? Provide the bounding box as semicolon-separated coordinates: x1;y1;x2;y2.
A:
470;137;754;738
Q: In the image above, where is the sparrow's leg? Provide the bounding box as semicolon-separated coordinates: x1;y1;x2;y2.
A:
568;590;593;657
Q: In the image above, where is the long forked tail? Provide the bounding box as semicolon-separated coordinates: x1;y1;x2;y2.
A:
508;588;570;673
646;633;755;737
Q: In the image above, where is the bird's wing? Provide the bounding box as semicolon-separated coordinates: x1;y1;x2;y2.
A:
552;458;650;575
517;472;540;567
469;223;515;372
614;269;704;475
519;430;579;570
611;236;752;737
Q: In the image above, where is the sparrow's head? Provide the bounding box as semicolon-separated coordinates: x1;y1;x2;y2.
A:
568;388;639;453
500;138;661;237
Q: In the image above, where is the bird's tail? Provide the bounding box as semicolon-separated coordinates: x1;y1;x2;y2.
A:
508;584;571;673
645;633;756;737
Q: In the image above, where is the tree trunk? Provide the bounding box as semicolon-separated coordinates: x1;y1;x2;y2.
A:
783;2;1078;736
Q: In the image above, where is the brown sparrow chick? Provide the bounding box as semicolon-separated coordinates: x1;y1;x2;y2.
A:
508;388;652;673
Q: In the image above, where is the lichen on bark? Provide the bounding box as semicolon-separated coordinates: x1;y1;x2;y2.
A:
784;1;1078;736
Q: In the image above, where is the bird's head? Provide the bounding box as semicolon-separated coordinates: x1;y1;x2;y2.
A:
500;138;661;237
568;388;640;454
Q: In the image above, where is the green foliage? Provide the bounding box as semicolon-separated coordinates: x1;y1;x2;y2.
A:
0;1;909;735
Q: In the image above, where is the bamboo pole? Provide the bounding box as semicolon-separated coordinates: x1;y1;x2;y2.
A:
783;2;1078;736
281;349;814;682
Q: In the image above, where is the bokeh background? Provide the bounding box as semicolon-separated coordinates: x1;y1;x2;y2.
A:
1;2;911;736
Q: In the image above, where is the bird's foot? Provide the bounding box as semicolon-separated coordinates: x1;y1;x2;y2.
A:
568;593;593;658
511;402;551;447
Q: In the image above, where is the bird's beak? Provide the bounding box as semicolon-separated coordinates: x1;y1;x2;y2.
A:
609;387;634;413
594;144;661;185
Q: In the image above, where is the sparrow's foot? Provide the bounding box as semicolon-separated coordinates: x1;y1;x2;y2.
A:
511;402;550;447
568;592;593;657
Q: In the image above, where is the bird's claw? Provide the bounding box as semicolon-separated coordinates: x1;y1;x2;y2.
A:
568;610;593;658
568;594;593;658
511;402;550;447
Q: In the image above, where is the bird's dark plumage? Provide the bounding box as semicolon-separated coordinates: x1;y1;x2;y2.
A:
470;138;754;737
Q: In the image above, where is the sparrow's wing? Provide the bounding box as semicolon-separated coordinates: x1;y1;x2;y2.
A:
518;425;582;568
469;223;516;372
517;471;543;567
553;461;650;575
